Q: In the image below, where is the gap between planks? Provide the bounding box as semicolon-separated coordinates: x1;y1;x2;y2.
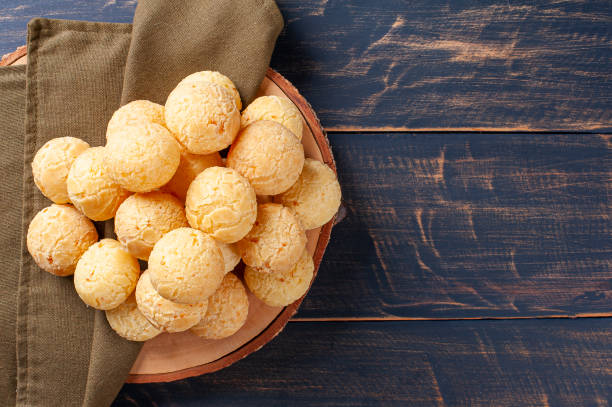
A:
325;127;612;134
290;313;612;322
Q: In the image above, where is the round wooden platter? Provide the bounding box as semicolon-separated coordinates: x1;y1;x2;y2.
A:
3;47;336;383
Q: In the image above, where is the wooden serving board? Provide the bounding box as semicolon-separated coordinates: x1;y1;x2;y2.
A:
3;48;336;383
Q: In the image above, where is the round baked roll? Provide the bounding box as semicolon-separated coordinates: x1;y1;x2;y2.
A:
275;158;341;229
179;71;242;110
190;273;249;339
114;191;188;260
31;137;90;204
165;81;240;154
135;270;206;333
67;147;130;221
236;203;306;274
241;95;303;140
227;120;304;195
26;204;98;276
105;294;162;341
106;121;181;193
186;166;257;243
74;239;140;310
148;228;225;304
244;250;314;307
106;100;166;141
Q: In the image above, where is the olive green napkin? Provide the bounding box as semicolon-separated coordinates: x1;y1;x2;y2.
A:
0;65;26;407
18;19;134;407
1;1;283;406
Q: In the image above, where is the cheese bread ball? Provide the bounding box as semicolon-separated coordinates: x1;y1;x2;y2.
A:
227;120;304;195
162;147;223;202
148;228;225;304
67;147;130;221
244;250;314;307
106;122;181;193
190;273;249;339
105;294;161;341
179;71;242;110
107;100;165;141
275;158;342;230
241;95;303;140
165;81;240;154
236;203;306;274
114;192;188;260
74;239;140;310
26;204;98;276
32;137;90;204
186;167;257;243
216;241;241;274
135;270;207;333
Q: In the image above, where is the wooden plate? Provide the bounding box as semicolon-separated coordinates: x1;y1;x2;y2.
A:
2;47;336;383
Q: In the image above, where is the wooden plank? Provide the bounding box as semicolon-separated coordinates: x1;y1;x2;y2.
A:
273;0;612;131
113;319;612;406
1;0;610;131
296;133;612;319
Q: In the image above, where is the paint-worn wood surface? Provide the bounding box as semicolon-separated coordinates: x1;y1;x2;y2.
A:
113;320;612;407
297;133;612;319
1;0;610;131
1;0;611;405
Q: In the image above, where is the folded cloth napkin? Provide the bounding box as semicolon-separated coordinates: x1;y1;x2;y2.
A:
0;1;283;406
0;65;27;407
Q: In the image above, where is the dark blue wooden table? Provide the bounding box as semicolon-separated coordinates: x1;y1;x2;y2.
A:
2;1;611;405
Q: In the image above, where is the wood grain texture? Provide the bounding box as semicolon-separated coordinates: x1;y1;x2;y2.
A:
272;0;612;131
1;0;610;131
297;133;612;319
113;319;612;406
